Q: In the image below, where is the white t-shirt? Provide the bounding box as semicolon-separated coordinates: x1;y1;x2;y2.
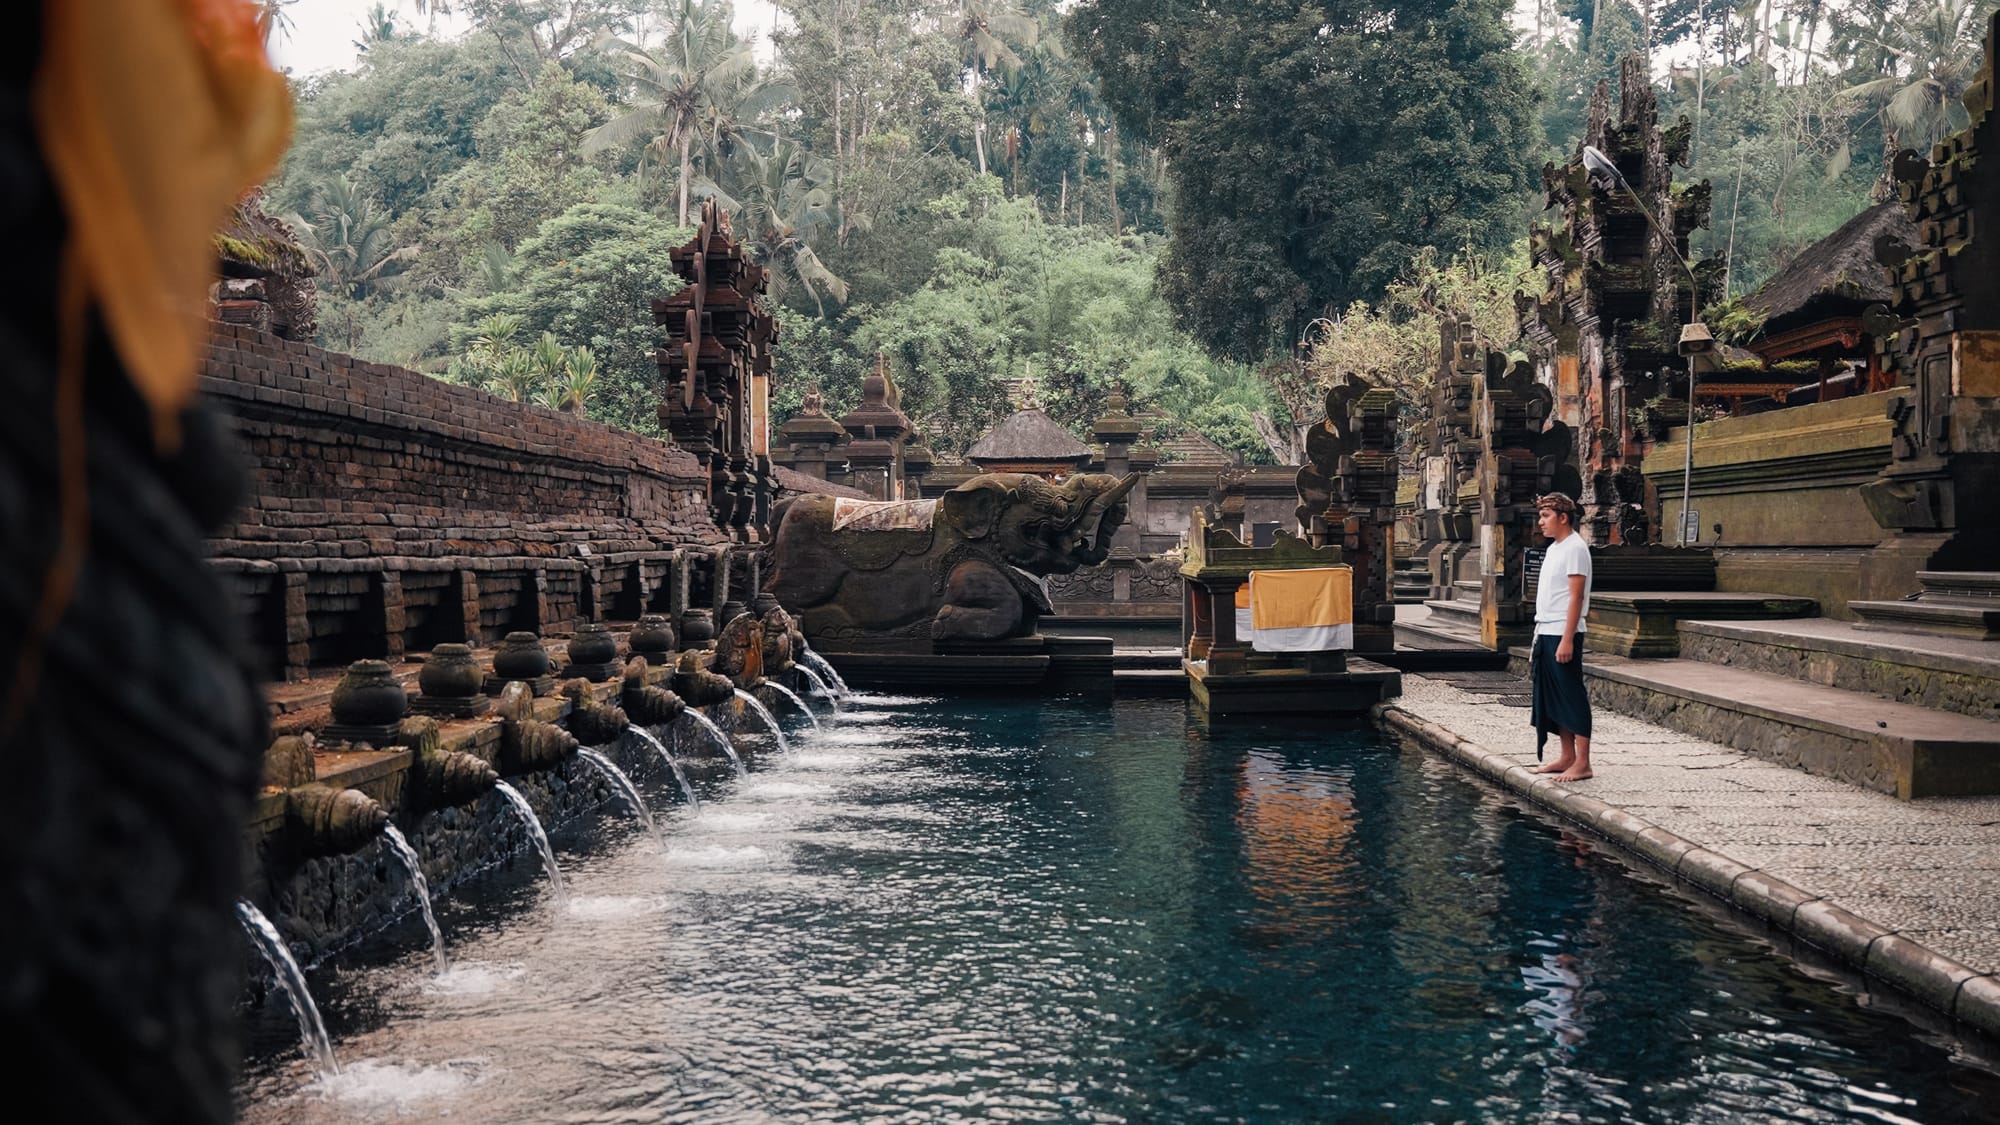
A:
1535;533;1592;636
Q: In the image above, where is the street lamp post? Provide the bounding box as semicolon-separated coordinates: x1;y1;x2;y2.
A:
1580;145;1715;545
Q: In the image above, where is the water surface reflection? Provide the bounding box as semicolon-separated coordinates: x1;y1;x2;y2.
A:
237;696;1999;1121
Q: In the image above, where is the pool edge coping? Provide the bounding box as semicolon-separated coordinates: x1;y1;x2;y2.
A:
1370;702;2000;1042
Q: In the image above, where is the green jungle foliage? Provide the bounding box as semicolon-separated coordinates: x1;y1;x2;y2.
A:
267;0;1998;461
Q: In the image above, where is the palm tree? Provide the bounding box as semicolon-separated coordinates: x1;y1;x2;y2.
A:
492;350;539;403
531;331;568;387
584;0;762;226
693;141;847;315
255;0;298;48
353;3;399;54
556;347;599;414
1835;0;1996;152
955;1;1039;176
289;175;418;301
456;312;524;388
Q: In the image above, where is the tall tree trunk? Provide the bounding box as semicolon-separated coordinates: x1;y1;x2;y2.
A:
832;7;844;166
1078;145;1087;226
679;132;693;227
1058;170;1067;219
1107;122;1121;236
1694;0;1706;167
974;118;987;176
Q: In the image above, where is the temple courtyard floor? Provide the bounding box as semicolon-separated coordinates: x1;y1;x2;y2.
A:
1376;665;2000;1040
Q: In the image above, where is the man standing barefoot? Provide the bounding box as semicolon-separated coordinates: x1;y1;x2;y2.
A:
1530;493;1595;782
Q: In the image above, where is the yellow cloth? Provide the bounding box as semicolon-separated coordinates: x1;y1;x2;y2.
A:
1247;567;1352;631
35;0;293;449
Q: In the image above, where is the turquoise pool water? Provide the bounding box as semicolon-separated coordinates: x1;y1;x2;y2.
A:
238;696;2000;1121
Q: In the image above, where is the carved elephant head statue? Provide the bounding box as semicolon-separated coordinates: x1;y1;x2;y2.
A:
937;472;1139;576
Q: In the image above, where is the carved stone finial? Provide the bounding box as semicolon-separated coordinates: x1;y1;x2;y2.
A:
261;735;315;790
325;659;408;747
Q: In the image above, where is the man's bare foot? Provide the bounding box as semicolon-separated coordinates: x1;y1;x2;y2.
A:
1552;767;1594;782
1534;759;1575;775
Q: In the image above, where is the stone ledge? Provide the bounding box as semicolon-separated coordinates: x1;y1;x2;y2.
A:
1850;597;2000;640
1371;703;2000;1041
1577;655;2000;798
1679;618;2000;721
1585;592;1816;657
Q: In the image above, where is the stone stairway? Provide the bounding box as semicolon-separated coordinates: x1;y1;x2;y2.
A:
1540;615;2000;800
1418;578;1485;641
1392;554;1431;605
1111;645;1188;695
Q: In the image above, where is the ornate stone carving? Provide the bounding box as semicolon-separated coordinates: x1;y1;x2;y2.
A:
767;472;1138;647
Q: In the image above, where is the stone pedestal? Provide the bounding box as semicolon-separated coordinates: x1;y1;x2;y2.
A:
1179;510;1400;716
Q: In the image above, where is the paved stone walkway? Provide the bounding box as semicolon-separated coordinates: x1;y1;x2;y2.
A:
1384;668;2000;1035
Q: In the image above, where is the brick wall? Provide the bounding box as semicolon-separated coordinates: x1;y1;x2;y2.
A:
202;321;723;560
200;322;732;680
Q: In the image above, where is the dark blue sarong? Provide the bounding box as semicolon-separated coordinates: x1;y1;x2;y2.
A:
1531;632;1592;759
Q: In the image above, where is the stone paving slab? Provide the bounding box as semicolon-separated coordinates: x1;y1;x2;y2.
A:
1378;670;2000;1040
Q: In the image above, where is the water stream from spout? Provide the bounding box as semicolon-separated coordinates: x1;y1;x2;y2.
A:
734;688;792;755
236;901;339;1075
378;824;446;973
680;709;747;777
576;748;659;846
628;726;701;810
493;781;566;904
797;664;839;710
766;683;823;733
798;646;850;696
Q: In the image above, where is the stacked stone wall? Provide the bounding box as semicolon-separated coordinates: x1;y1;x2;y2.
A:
200;322;729;679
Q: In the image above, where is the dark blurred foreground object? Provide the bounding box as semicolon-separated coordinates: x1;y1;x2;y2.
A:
0;1;289;1120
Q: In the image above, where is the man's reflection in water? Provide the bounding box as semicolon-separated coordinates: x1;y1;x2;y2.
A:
1522;830;1606;1051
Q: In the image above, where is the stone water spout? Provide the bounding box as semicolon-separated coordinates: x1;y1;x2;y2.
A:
561;678;631;745
262;734;392;858
494;681;580;776
285;783;390;858
400;717;499;812
620;657;686;726
712;610;766;688
673;649;737;708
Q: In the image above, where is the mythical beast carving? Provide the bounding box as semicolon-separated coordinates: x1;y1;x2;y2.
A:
766;471;1138;646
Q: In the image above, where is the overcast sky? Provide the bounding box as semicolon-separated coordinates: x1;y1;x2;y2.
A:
268;0;783;75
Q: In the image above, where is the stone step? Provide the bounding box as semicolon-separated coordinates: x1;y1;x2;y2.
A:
1679;618;2000;723
1375;643;1512;672
1851;570;2000;640
1111;647;1183;671
1850;600;2000;640
1570;654;2000;799
1584;591;1817;658
1395;615;1486;650
1111;668;1188;696
1423;596;1483;627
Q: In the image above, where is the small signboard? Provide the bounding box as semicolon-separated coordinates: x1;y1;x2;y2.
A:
1680;509;1701;544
